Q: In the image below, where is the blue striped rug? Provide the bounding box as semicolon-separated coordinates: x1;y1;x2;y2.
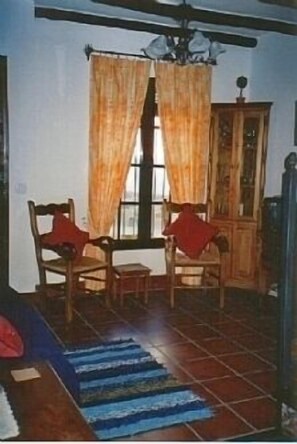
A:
64;338;213;440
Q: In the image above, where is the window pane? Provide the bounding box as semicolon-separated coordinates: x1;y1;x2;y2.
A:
132;130;142;164
122;166;139;202
154;128;165;164
151;203;163;238
111;78;171;245
120;204;139;239
152;167;169;202
109;215;118;239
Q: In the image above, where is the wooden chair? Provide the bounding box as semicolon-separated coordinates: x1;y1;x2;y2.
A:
28;199;114;323
162;199;228;309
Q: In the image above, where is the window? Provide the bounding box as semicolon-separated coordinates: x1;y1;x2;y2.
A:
111;78;169;249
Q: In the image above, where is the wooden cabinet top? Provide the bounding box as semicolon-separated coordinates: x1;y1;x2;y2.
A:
211;102;273;111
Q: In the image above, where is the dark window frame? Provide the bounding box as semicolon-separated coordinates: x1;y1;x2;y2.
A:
113;78;166;250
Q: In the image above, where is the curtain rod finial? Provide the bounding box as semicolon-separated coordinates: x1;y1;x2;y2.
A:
84;44;93;60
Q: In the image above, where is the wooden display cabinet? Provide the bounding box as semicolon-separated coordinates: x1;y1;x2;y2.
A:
208;102;272;290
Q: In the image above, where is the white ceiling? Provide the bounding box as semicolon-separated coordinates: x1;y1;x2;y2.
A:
34;0;297;39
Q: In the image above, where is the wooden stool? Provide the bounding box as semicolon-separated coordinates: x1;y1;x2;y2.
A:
113;263;151;306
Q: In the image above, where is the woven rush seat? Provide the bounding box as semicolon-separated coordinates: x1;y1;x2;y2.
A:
41;256;108;274
174;250;221;266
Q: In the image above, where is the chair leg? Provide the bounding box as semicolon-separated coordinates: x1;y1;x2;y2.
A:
106;266;112;308
144;275;149;305
169;271;175;309
36;285;47;313
38;268;48;312
65;265;73;323
165;260;175;309
113;275;117;303
219;286;225;309
219;265;225;309
170;287;175;309
66;291;73;323
119;277;124;307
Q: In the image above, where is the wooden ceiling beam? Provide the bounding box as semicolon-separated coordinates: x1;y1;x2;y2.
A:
35;7;257;47
91;0;297;36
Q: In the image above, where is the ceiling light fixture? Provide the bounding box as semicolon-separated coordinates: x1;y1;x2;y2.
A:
142;0;226;65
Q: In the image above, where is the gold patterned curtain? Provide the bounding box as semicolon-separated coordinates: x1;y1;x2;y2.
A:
86;55;151;290
156;62;212;286
155;62;212;203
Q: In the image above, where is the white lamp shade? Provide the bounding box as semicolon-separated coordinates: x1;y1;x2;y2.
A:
142;35;174;59
208;41;226;61
188;31;210;54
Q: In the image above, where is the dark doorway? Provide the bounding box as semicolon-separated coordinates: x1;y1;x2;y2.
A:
0;56;9;289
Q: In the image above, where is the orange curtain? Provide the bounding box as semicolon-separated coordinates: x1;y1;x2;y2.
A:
156;62;212;285
155;62;212;203
87;55;151;290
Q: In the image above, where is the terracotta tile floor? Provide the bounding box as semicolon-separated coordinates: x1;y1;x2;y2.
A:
41;287;279;441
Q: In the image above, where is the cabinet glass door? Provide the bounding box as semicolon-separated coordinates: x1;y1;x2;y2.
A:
239;115;260;218
213;112;233;217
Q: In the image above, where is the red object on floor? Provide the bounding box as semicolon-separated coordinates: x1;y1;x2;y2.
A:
0;315;24;357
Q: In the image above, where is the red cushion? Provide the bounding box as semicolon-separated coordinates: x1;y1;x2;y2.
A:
0;316;24;358
163;204;218;258
42;211;89;261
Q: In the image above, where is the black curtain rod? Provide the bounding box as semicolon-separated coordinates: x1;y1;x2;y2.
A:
84;44;149;61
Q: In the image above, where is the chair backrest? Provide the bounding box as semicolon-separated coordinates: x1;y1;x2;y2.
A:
28;199;75;266
162;199;211;230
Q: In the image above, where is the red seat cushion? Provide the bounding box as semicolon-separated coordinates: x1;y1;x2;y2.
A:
163;204;218;258
0;316;24;357
42;211;89;261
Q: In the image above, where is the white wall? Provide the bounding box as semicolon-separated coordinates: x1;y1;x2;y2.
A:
0;0;294;292
250;34;297;196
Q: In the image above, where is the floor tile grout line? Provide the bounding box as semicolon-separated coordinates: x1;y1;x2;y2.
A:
149;336;276;408
178;298;276;339
126;291;277;343
184;422;206;440
194;378;274;430
172;319;277;370
37;307;66;348
170;324;277;399
177;294;277;339
198;373;278;433
168;322;275;371
101;305;254;402
198;350;275;397
74;307;105;340
213;398;260;433
167;294;276;334
186;398;258;440
228;393;277;406
87;297;159;340
187;383;277;440
220;426;276;442
40;290;279;441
